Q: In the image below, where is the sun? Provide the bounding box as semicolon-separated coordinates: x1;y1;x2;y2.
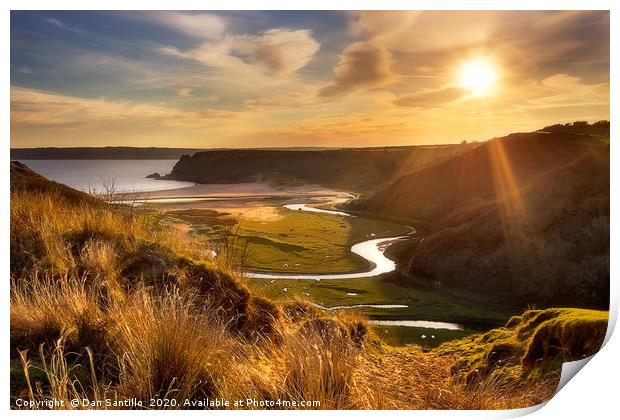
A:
458;58;498;97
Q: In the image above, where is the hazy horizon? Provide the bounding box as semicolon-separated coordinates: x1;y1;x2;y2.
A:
11;11;610;148
9;142;467;150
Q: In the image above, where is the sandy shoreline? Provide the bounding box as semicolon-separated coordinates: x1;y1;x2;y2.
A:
114;181;354;215
122;182;348;201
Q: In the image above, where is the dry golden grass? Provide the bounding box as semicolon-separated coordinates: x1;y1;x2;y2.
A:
12;277;366;409
351;344;557;410
277;321;360;408
10;191;213;277
109;288;235;401
11;276;559;410
10;186;561;410
11;274;107;355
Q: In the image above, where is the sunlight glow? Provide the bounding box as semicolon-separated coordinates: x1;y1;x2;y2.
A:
459;58;498;97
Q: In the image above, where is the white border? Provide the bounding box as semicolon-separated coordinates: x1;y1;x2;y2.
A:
0;1;617;10
2;2;617;419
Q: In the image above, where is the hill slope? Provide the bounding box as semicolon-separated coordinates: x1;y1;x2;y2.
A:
353;122;609;308
10;161;99;204
164;145;475;192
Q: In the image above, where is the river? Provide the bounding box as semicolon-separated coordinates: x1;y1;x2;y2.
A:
246;203;409;280
248;203;467;335
283;203;352;217
246;236;408;280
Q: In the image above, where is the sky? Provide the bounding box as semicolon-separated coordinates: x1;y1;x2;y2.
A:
10;11;610;148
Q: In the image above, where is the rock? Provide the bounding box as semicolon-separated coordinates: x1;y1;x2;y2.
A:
146;172;162;179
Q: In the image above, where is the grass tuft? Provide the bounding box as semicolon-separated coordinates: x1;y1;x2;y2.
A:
437;307;608;384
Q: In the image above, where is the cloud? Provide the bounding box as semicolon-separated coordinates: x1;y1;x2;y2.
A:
45;17;85;34
11;87;169;126
319;42;393;97
352;11;496;53
233;29;320;74
523;74;609;108
541;73;585;90
244;98;282;110
393;85;468;107
11;86;235;129
243;92;306;110
138;12;226;40
11;11;610;148
348;11;608;80
177;88;193;97
164;28;320;76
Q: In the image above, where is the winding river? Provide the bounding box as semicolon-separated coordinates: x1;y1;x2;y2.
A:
246;203;410;280
247;205;465;332
283;203;352;217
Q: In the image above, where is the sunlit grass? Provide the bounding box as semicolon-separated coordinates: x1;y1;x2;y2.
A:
162;206;409;274
10;185;575;410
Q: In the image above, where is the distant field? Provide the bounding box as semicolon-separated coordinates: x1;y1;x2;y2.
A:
247;275;515;325
247;274;518;348
158;199;520;348
163;206;409;274
160;201;518;348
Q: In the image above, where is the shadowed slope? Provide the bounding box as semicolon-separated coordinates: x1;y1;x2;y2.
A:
163;145;475;192
353;122;609;308
10;161;98;204
358;128;608;222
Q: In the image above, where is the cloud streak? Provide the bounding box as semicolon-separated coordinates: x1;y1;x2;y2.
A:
45;17;85;34
393;86;468;107
11;87;236;129
161;28;320;77
319;42;393;96
134;12;227;40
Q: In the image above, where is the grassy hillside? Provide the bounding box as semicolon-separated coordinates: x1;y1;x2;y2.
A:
10;161;99;204
438;308;608;384
9;162;607;409
362;307;607;409
353;122;609;308
10;162;367;408
163;145;475;192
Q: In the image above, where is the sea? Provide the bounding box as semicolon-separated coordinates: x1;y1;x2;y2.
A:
20;159;194;193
